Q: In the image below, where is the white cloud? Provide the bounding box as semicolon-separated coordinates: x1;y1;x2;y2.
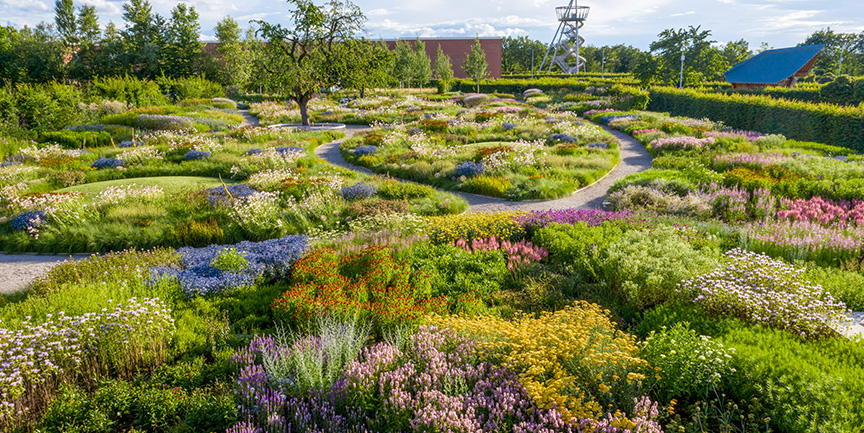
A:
366;8;390;16
670;11;695;17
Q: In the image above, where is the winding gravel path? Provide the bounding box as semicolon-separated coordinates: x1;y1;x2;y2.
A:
0;254;87;294
315;124;653;212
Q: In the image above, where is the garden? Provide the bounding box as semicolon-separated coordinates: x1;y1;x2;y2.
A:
2;74;864;433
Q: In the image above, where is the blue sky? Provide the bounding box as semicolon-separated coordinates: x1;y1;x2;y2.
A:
2;0;862;50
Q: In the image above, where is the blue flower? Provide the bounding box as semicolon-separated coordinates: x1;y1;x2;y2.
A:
206;184;258;207
454;161;484;178
353;145;378;157
340;182;377;201
184;150;211;161
10;210;48;231
91;157;125;169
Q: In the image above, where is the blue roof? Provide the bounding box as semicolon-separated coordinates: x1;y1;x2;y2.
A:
724;44;824;84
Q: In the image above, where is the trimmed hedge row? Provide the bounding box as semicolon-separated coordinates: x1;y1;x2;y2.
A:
39;130;114;148
450;77;640;95
647;86;864;151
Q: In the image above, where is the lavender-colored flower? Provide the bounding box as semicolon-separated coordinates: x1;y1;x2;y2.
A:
184;150;211;161
340;182;377;201
10;210;48;231
515;209;633;229
91;157;125;169
454;161;484;178
353;145;378;157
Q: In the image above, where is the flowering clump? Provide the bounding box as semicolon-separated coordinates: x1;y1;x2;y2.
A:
584;109;621;116
0;298;174;427
10;209;48;231
205;184;258;207
353;145;378;156
150;235;308;296
713;152;789;170
678;248;848;339
777;196;864;226
454;236;548;270
745;220;864;266
231;325;663;433
432;302;651;424
275;146;305;157
516;208;634;229
184;150;211;161
454;160;484;178
648;136;715;151
549;133;577;143
91;157;125;169
340;182;377;201
600;114;637;125
427;211;527;244
92;184;164;208
272;247;446;329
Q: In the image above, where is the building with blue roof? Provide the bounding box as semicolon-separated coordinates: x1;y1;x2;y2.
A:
724;44;825;89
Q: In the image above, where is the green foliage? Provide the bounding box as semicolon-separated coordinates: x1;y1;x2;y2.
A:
157;75;224;100
800;263;864;311
532;221;628;279
641;323;735;403
89;75;168;107
403;242;510;300
648;86;864;151
377;181;433;200
721;326;864;433
210;248;248;272
39;130;113;148
602;226;720;309
462;37;488;93
12;82;83;131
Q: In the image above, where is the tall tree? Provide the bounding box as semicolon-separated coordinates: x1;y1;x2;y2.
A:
803;28;862;77
462;37;488;93
722;39;752;68
339;39;392;98
163;3;203;77
392;39;415;88
502;36;546;74
77;5;101;46
214;16;248;87
412;38;432;92
122;0;163;78
643;26;727;86
433;44;453;93
54;0;77;46
255;0;365;126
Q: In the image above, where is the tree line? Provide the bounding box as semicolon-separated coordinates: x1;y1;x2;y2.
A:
503;27;864;85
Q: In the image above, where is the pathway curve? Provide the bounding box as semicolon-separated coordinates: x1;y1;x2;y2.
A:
239;109;260;127
0;254;87;294
315;124;653;212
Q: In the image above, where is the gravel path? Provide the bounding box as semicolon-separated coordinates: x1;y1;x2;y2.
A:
0;254;86;294
239;109;260;127
315;124;653;212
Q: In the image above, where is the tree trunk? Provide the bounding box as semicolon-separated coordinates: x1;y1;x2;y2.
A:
360;87;366;99
476;80;480;93
298;95;311;126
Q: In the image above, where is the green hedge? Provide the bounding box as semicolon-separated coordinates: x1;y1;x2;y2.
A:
39;130;114;148
647;86;864;151
451;77;642;95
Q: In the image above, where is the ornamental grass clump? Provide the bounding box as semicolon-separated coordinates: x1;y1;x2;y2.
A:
677;248;848;339
150;235;308;296
431;302;650;423
648;136;715;152
0;298;174;429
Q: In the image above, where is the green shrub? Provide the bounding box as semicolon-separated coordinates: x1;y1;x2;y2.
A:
39;130;113;148
648;86;864;151
403;242;510;301
157;76;225;100
89;75;168;107
532;221;629;275
721;326;864;433
377;181;433;200
13;82;83;131
601;226;720;309
641;323;735;403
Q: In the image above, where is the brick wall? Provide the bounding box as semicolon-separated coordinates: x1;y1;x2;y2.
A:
384;38;503;79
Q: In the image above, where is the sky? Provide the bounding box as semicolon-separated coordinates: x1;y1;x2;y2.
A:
2;0;863;50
